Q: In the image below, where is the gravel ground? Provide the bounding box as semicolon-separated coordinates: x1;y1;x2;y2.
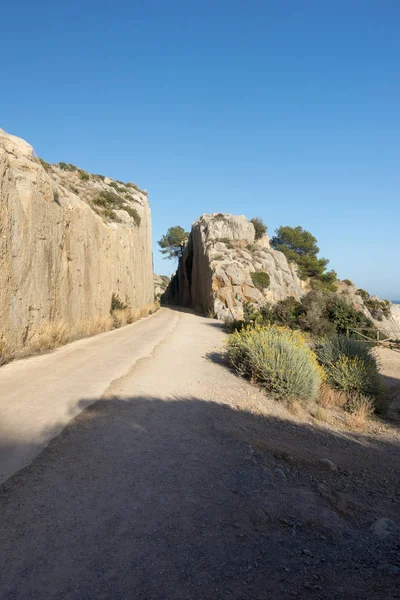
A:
0;309;399;599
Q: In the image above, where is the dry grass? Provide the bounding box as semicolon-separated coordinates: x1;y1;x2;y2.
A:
344;394;374;430
28;322;71;353
112;302;159;327
13;301;160;360
309;404;329;422
75;315;114;337
287;400;304;417
319;383;347;409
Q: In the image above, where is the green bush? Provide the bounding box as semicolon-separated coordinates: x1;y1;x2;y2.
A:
111;293;127;312
103;207;119;221
79;170;90;181
39;158;51;172
123;205;141;226
226;325;322;403
357;289;370;301
58;162;78;172
315;335;381;397
343;279;354;286
250;217;267;240
250;271;270;291
273;297;303;328
53;189;60;203
326;295;374;336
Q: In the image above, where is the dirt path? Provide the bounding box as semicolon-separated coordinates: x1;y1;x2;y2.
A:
0;308;179;483
0;309;399;599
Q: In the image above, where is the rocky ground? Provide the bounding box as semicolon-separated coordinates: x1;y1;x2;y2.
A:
0;309;399;599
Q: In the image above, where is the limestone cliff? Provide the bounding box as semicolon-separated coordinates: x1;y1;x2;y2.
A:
154;274;170;300
0;129;154;353
164;213;305;320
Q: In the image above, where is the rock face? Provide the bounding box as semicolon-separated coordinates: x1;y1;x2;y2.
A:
164;213;304;321
154;274;170;299
0;129;154;353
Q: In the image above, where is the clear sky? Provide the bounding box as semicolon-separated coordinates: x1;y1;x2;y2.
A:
2;1;399;298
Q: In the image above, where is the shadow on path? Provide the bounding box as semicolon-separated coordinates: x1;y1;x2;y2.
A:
0;396;399;599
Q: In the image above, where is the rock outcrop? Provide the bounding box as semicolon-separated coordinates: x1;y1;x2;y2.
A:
164;213;305;321
154;274;170;300
336;281;400;335
0;129;154;354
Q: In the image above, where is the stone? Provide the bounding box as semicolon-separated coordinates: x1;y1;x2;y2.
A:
0;129;154;354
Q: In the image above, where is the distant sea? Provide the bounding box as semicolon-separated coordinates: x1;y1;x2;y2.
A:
392;300;400;305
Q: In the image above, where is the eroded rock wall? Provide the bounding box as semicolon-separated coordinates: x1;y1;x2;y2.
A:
0;129;154;352
164;213;305;320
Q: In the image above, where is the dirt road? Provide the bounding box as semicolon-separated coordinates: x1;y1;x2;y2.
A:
0;308;179;483
0;309;399;599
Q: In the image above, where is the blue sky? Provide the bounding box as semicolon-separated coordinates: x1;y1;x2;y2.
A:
2;1;399;298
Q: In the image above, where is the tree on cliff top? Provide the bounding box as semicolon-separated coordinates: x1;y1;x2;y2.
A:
158;226;189;260
271;225;337;290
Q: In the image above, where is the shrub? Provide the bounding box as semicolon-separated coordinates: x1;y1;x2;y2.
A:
95;174;105;181
250;271;270;291
92;190;125;220
250;217;267;240
103;207;119;222
315;335;381;398
53;189;60;203
79;170;90;181
59;162;78;172
357;289;370;301
226;325;323;403
326;295;374;336
357;295;392;321
343;279;353;286
111;293;127;312
298;291;334;336
123;205;141;226
310;271;338;293
39;158;51;172
273;297;303;328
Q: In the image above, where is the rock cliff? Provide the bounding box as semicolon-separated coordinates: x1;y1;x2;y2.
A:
0;129;154;354
154;274;170;300
164;213;305;320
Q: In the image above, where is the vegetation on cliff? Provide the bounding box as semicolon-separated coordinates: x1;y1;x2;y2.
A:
250;217;267;240
158;226;189;260
271;225;337;291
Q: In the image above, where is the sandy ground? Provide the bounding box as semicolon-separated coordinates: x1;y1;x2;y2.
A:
0;309;399;599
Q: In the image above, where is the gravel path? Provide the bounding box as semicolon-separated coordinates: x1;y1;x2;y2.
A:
0;309;399;599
